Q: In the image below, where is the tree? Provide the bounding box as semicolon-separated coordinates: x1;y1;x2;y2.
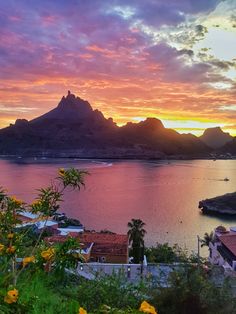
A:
127;219;146;263
200;231;214;248
145;243;188;263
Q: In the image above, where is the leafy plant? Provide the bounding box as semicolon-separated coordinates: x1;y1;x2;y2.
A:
0;168;88;311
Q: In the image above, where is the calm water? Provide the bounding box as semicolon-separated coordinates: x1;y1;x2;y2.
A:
1;158;236;254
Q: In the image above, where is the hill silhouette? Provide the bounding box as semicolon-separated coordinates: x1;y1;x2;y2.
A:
200;127;232;149
0;91;211;158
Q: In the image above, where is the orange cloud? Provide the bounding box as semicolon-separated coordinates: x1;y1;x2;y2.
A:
0;0;236;136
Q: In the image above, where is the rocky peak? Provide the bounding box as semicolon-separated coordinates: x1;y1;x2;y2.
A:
14;119;29;126
140;118;164;130
58;91;92;111
32;91;94;123
200;127;232;149
203;127;225;136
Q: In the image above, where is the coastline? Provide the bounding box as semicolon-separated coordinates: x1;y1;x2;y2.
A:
199;192;236;216
0;154;235;161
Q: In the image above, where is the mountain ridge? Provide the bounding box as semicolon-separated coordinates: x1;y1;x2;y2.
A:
200;127;233;149
0;91;232;158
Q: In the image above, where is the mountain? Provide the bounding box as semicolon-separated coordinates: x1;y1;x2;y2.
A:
31;91;94;122
200;127;232;149
0;91;210;158
220;137;236;155
118;118;208;155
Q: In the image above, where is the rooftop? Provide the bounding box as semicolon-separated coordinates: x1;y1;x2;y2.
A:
44;234;93;253
57;227;84;235
91;243;128;256
44;234;78;243
18;211;39;219
17;219;58;229
78;232;128;245
219;233;236;257
44;232;129;258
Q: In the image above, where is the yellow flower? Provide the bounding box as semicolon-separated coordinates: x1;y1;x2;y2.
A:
31;199;42;207
59;168;65;175
22;256;36;267
7;233;14;240
139;301;157;314
6;246;16;254
4;289;18;304
78;307;87;314
0;244;4;252
11;196;23;207
41;248;55;261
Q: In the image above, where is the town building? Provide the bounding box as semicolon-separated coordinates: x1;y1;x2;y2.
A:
16;211;84;235
45;231;129;264
16;211;128;264
79;232;129;264
209;226;236;273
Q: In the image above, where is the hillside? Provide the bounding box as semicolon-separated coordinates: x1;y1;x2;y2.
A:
220;137;236;155
200;127;232;149
0;91;210;158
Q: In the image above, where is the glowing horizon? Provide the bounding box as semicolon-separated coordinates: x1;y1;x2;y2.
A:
0;0;236;136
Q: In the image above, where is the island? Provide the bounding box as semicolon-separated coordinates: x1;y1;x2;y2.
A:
199;192;236;215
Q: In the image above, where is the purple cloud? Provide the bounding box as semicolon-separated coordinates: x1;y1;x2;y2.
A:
112;0;222;27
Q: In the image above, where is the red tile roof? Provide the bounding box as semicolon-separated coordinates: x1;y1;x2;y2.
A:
44;232;129;258
44;234;78;243
78;232;128;245
91;243;127;256
219;234;236;256
16;214;32;223
44;234;92;250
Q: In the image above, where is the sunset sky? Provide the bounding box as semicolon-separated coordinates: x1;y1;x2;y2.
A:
0;0;236;135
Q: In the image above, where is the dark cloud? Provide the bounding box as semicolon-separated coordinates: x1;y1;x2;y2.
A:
195;24;208;35
209;60;235;70
145;42;228;84
166;24;209;48
178;49;194;57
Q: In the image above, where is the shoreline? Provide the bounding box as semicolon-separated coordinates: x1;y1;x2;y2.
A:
0;155;236;161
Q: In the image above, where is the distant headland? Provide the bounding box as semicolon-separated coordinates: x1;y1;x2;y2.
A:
199;192;236;215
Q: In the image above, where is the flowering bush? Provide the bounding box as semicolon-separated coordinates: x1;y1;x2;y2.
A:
4;289;18;304
0;168;87;312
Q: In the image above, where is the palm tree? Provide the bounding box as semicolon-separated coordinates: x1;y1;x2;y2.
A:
200;231;214;248
127;219;146;263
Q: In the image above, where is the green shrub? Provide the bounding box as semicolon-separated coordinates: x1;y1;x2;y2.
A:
73;273;147;311
150;266;236;314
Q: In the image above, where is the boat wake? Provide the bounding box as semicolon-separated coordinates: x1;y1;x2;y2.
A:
90;161;113;168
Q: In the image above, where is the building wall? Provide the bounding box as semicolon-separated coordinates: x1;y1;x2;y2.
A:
90;253;128;264
77;262;147;281
209;241;233;271
209;242;224;266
